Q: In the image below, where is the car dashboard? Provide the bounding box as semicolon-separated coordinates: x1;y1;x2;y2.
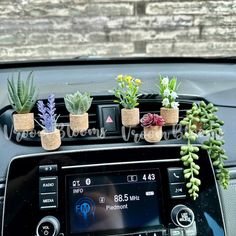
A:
0;58;236;236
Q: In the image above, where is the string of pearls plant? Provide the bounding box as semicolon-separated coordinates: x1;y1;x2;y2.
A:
180;101;229;200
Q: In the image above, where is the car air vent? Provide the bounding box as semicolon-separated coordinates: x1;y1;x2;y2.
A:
0;95;202;146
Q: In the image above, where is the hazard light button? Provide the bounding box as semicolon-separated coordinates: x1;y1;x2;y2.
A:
97;104;121;135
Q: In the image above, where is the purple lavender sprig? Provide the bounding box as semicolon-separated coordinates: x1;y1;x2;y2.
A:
37;94;58;133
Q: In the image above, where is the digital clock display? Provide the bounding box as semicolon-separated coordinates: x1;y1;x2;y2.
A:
67;169;163;235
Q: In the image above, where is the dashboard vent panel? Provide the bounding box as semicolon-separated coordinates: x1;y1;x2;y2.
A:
0;95;201;146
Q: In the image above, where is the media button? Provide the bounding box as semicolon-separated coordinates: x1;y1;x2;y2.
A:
40;177;58;193
39;193;58;209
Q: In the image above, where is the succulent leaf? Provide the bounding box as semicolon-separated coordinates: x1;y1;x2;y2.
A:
64;91;93;115
7;72;38;114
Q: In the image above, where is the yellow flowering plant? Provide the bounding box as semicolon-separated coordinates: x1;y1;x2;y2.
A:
110;75;142;109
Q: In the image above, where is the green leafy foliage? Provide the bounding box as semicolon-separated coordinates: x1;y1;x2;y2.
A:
180;101;229;200
110;75;142;109
157;75;180;109
64;91;93;115
7;72;38;114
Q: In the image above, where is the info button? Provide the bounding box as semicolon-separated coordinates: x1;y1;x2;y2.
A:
40;177;58;193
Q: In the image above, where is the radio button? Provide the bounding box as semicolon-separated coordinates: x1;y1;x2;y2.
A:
168;168;185;183
169;183;186;199
39;193;58;209
40;177;58;193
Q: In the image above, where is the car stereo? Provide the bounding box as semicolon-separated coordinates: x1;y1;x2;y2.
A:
68;169;162;235
2;146;226;236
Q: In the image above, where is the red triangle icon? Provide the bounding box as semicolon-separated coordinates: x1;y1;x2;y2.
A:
106;116;113;123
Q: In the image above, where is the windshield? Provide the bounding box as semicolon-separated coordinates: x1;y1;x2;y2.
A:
0;1;235;62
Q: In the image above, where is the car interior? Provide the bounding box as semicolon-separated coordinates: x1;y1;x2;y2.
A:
0;57;236;236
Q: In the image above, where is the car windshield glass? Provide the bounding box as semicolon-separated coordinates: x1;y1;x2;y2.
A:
0;1;235;62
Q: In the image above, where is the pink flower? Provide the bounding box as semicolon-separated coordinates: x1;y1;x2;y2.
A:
153;114;165;126
140;113;165;127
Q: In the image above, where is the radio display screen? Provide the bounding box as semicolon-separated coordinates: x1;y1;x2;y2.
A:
67;169;163;235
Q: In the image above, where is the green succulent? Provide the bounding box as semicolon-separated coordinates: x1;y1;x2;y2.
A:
180;101;229;200
7;72;38;114
64;91;93;115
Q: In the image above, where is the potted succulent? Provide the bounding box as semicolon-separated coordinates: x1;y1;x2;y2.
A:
180;101;229;200
140;113;165;143
64;91;93;132
111;74;142;127
7;72;38;132
158;76;179;125
37;94;61;151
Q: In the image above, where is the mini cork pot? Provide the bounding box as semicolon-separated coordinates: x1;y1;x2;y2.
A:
144;126;162;143
121;108;140;127
13;113;34;132
160;107;179;126
69;113;89;132
40;129;61;151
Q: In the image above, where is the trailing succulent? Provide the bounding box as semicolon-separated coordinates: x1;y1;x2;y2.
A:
180;101;229;200
64;91;93;115
37;94;58;133
8;72;38;114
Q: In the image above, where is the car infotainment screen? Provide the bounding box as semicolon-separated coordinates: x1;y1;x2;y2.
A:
67;169;163;234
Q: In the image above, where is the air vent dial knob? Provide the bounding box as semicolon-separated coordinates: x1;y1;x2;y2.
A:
36;216;60;236
171;204;195;228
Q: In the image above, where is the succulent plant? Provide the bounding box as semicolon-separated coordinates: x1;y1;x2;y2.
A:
37;94;58;133
64;91;93;115
140;113;165;127
8;72;38;114
180;101;229;200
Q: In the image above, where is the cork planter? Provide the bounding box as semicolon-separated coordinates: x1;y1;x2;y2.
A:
40;129;61;151
69;113;89;132
121;108;140;127
13;113;34;132
144;126;162;143
160;107;179;126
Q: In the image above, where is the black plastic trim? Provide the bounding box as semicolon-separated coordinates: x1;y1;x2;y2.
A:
0;57;236;69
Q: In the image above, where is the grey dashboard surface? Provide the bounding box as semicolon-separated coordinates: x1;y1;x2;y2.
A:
0;59;236;180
